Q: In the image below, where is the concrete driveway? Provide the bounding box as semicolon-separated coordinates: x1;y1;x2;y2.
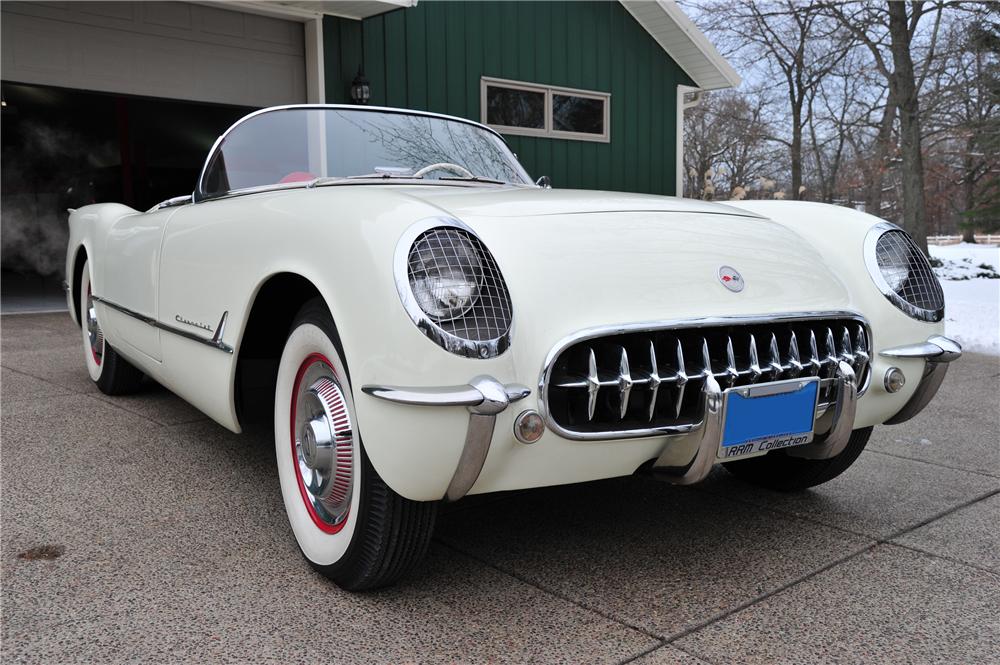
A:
2;313;998;664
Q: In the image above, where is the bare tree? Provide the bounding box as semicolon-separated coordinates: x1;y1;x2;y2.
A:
683;89;779;200
930;14;1000;239
690;1;853;199
682;0;995;239
804;47;870;203
717;91;777;196
683;93;728;198
824;1;945;250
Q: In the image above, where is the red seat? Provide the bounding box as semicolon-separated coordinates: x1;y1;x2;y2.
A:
279;171;317;184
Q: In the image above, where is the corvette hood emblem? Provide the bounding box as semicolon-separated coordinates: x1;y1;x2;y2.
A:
719;266;744;292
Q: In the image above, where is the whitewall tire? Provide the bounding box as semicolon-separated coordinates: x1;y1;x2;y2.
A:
274;298;437;590
79;260;144;395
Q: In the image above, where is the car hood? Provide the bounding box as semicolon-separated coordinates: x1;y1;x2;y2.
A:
391;185;762;218
384;187;855;339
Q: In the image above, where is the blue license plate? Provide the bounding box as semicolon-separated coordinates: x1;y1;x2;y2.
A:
718;378;819;460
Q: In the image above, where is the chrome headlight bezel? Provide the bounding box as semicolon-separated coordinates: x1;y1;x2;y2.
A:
394;217;513;359
863;222;944;323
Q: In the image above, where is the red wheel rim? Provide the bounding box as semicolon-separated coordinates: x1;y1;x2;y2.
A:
289;352;353;534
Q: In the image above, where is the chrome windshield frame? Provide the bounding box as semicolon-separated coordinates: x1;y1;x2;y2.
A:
192;104;533;203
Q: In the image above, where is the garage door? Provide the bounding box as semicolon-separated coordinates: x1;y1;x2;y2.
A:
1;1;306;107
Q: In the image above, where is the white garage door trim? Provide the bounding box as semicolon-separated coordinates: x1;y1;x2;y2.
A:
1;1;308;107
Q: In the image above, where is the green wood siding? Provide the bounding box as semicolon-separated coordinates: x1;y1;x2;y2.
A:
324;1;694;195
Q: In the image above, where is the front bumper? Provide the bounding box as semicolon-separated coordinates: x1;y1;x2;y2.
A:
881;335;962;424
360;335;962;500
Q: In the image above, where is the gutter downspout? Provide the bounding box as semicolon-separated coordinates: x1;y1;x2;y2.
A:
676;85;702;198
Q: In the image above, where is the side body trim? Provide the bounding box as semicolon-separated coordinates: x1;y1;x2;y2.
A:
91;295;233;354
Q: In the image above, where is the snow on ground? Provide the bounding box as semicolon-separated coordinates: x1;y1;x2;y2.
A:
929;243;1000;355
929;242;1000;280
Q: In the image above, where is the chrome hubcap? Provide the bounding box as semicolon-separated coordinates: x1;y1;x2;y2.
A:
86;288;104;366
293;362;354;529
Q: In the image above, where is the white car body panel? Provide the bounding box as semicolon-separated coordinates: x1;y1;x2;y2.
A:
102;207;172;361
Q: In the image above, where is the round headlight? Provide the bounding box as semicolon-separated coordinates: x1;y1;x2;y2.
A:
408;229;482;321
876;242;910;291
396;219;513;359
864;223;944;322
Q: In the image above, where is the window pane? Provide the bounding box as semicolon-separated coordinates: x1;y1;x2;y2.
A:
552;94;604;135
486;85;545;129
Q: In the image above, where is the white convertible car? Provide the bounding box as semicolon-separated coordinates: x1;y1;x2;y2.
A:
65;105;960;590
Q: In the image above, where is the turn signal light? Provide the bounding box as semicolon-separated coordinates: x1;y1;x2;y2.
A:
884;367;906;393
514;410;545;444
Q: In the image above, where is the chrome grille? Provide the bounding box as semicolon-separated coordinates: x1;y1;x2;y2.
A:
407;227;512;343
542;315;871;439
875;230;944;314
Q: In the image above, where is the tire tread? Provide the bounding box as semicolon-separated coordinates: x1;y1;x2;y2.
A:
95;344;145;395
723;427;873;492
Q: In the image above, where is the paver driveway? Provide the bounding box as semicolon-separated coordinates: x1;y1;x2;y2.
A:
2;313;998;664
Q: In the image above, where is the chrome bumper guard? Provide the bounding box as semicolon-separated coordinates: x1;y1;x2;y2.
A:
652;360;859;485
361;377;530;501
881;335;962;425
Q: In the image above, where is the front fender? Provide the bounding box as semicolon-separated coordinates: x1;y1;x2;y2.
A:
724;201;947;419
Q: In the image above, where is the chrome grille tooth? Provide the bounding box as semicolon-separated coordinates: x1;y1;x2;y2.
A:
701;337;713;377
554;378;588;389
768;333;783;378
808;330;822;375
854;324;870;376
617;346;633;420
586;348;599;421
855;325;870;361
788;331;803;377
825;327;838;376
840;327;856;365
674;338;687;417
647;340;661;422
854;325;872;381
748;334;762;383
725;336;740;387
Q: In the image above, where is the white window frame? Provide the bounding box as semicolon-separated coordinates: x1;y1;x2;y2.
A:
480;77;611;143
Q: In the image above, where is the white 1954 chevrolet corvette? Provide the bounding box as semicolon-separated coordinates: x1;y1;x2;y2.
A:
66;105;960;590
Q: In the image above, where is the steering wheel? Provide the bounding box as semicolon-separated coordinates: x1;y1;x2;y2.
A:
412;162;475;179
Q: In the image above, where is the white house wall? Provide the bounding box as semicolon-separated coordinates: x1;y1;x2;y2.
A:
1;1;307;107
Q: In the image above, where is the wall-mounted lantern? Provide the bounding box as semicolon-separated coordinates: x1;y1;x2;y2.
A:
350;67;371;105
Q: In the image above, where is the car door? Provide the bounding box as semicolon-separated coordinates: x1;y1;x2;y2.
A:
156;200;243;349
99;207;176;361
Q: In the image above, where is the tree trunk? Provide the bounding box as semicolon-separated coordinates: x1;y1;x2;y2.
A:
887;1;928;252
865;98;895;216
790;99;803;200
961;145;977;243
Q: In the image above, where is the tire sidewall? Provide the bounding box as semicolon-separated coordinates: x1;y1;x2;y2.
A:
275;317;362;567
79;261;105;383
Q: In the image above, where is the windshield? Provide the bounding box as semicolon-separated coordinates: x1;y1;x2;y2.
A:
197;106;531;199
